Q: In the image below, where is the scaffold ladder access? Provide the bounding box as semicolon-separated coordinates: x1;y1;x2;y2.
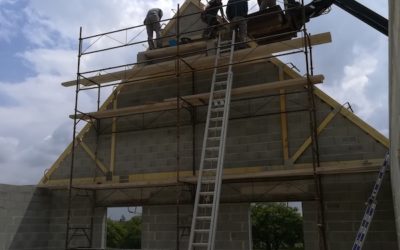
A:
352;152;390;250
187;30;235;250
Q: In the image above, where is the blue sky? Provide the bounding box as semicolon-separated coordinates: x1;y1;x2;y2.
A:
0;0;389;184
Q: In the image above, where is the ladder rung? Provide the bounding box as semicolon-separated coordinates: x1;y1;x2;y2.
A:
204;157;218;161
206;147;219;151
215;81;227;85
194;229;210;233
196;216;211;220
202;179;215;184
209;127;222;131
208;137;220;141
220;40;232;45
200;191;214;195
192;243;208;247
215;72;228;77
210;117;223;122
213;90;226;95
212;107;224;112
198;204;213;208
220;48;231;53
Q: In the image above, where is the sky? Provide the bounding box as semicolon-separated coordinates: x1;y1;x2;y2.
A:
0;0;389;185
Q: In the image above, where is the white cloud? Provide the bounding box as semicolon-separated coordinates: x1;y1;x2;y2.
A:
0;3;21;41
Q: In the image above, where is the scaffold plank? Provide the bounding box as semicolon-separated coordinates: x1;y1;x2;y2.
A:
38;158;384;190
61;32;331;87
70;75;324;120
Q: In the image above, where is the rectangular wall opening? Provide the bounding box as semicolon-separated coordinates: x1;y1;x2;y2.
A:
106;206;142;249
251;202;304;250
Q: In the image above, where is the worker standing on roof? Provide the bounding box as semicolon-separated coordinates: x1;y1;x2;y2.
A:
201;0;227;39
144;8;163;50
258;0;277;10
227;0;248;48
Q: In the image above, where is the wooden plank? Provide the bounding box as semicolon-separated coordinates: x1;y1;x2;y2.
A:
39;158;384;189
278;66;289;161
62;32;332;87
166;74;324;103
110;95;118;173
71;75;324;120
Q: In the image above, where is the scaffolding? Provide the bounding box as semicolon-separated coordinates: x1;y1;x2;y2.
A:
62;1;329;249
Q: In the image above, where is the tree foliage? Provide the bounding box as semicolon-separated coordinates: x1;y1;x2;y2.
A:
251;203;303;250
107;216;141;249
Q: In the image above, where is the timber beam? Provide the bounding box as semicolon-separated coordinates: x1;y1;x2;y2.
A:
61;32;331;87
39;158;384;190
70;75;324;120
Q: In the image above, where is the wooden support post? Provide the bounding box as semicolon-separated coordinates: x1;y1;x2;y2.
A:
278;66;289;163
110;92;118;177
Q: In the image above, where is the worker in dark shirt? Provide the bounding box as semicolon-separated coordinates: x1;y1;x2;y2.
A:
226;0;248;47
258;0;277;10
201;0;227;39
144;8;163;50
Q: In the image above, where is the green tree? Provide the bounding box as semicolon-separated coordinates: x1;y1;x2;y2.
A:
107;216;141;249
121;217;141;249
251;203;303;250
107;218;127;248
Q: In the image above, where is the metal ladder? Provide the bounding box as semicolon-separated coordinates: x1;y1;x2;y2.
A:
352;152;390;250
187;30;236;250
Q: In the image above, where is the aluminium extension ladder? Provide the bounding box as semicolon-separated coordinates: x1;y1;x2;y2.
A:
187;30;236;250
352;152;390;250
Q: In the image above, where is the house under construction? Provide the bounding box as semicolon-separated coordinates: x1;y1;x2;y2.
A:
0;0;399;250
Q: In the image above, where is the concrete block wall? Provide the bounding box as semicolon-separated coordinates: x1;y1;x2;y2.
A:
303;173;398;250
48;58;388;182
0;185;50;250
47;190;106;250
0;185;106;250
142;203;251;250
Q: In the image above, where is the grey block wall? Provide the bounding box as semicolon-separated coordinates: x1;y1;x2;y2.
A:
142;204;251;250
0;185;106;250
49;58;387;182
303;173;398;250
46;190;106;250
0;185;50;250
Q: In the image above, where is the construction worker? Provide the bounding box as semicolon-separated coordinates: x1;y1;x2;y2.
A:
144;8;163;50
226;0;248;48
201;0;227;39
258;0;277;10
